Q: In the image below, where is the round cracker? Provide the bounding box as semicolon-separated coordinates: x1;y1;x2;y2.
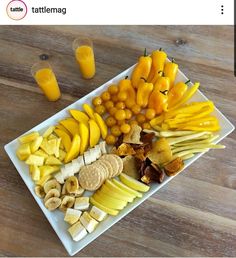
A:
111;154;123;176
97;159;113;179
78;165;102;191
100;154;119;178
91;161;107;183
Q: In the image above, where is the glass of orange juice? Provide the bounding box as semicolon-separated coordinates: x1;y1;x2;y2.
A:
31;61;61;101
72;38;96;79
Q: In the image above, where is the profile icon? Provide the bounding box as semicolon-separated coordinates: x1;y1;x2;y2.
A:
6;0;27;20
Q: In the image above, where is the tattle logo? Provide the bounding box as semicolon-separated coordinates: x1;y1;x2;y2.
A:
6;0;27;20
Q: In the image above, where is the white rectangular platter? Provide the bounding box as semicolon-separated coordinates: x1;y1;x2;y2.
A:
4;64;235;256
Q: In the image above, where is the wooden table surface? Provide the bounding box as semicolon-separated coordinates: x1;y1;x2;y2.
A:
0;26;236;257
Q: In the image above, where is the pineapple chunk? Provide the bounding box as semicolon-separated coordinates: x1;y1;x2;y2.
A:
25;154;44;166
40;138;57;155
19;132;39;144
30;136;43;153
40;165;60;177
59;149;66;161
36;175;52;186
34;149;48;158
16;143;31;161
43;126;55;138
29;165;40;181
48;134;58;140
45;156;62;165
55;138;61;158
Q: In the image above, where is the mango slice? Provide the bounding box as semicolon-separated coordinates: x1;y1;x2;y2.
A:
59;119;80;136
88;119;101;148
54;129;71;153
55;124;72;138
94;113;108;139
69;109;89;123
78;123;89;155
42;126;55;138
83;103;95;119
64;134;81;163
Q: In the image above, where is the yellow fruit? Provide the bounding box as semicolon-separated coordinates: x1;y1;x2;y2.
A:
117;120;125;126
30;136;43;153
59;119;80;136
83;103;95;119
34;149;48;159
42;126;55;138
40;138;57;156
117;91;128;101
105;116;116;127
136;114;146;124
115;109;126;121
90;197;119;216
109;107;117;116
110;125;122;137
45;156;62;165
92;97;103;106
54;129;71;153
124;109;132;120
16;143;31;161
111;94;119;103
93;191;127;210
115;101;126;110
36;175;52;187
47;134;57;140
88;119;101;148
108;84;118;95
120;124;131;134
25;154;44;166
119;173;150;192
94;113;108;139
101;91;111;101
64;134;81;163
145;108;156;120
142;122;151;129
78;123;89;154
105;134;116;145
131;104;141;115
59;149;66;161
104;100;114;110
95;105;106;115
69;109;89;123
112;179;142;198
105;180;135;199
19;132;39;144
125;99;134;108
129;120;138;127
39;165;60;178
100;184;134;202
55;124;72;138
29;165;40;181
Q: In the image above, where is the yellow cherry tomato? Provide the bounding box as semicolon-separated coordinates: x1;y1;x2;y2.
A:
111;125;122;137
125;99;134;108
109;107;117;116
101;91;111;101
117;120;125;126
95;105;106;115
129;120;138;126
104;100;114;110
145;108;156;120
124;109;132;120
120;123;131;134
116;101;126;110
105;134;117;145
136;114;146;124
108;84;119;95
92;96;102;106
105;116;117;127
115;109;126;120
131;104;141;115
142;122;151;129
117;91;128;101
111;94;119;103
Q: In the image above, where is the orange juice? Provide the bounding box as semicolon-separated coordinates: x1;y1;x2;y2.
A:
75;45;95;79
35;68;61;101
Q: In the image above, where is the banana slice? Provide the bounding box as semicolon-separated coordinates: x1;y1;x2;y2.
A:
44;179;61;194
70;188;85;197
59;195;75;212
61;183;67;195
44;188;60;203
35;185;45;198
45;197;61;211
99;141;107;154
65;176;79;194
